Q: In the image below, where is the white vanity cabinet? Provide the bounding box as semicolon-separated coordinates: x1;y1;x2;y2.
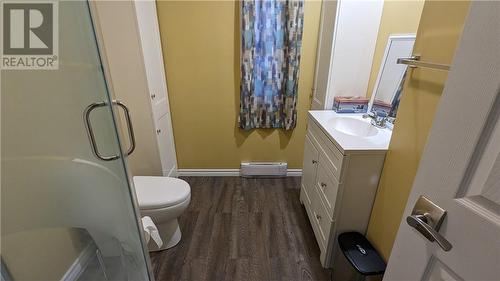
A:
300;113;387;268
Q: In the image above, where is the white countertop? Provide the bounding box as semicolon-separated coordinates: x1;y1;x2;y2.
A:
308;110;393;153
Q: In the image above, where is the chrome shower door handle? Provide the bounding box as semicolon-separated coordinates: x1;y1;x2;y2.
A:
406;195;452;252
84;101;117;161
84;100;136;161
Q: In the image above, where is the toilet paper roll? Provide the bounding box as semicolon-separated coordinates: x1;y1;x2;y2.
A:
141;216;163;249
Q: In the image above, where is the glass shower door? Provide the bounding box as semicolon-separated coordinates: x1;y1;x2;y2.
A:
1;1;152;280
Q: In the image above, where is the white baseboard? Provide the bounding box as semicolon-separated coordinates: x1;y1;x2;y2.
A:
177;169;302;177
286;169;303;177
177;169;240;176
60;243;96;281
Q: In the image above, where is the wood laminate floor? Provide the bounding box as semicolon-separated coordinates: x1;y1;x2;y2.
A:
150;177;332;281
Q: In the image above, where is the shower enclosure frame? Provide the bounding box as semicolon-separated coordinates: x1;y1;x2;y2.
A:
87;1;156;280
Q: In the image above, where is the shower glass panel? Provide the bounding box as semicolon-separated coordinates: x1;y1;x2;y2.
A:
1;1;152;280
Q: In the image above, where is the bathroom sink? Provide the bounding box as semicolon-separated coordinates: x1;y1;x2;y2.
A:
309;111;392;152
329;117;378;137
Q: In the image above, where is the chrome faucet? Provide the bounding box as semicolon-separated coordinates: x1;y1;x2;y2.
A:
363;111;388;128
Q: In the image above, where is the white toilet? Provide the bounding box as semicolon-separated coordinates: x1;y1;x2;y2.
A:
133;176;191;251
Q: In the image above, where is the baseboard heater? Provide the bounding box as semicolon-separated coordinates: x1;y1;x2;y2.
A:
240;162;288;177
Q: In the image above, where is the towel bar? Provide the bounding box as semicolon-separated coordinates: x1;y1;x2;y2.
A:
397;55;450;71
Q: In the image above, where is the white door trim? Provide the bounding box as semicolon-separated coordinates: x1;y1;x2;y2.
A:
311;0;339;110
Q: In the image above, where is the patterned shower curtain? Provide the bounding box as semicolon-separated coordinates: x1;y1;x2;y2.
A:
239;0;304;130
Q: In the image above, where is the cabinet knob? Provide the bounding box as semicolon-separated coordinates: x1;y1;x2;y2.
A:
312;160;318;164
316;214;321;221
151;93;156;100
320;182;327;188
156;129;161;134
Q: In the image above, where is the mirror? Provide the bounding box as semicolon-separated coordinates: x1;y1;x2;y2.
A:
369;35;416;119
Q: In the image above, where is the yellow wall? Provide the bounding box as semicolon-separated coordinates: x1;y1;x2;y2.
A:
366;0;425;98
156;0;322;169
366;0;471;260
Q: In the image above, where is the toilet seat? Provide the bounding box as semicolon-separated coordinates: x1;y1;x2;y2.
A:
133;176;191;210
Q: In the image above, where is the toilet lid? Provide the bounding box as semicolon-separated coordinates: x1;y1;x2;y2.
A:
133;176;191;210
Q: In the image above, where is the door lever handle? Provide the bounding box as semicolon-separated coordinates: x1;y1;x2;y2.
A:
406;214;452;251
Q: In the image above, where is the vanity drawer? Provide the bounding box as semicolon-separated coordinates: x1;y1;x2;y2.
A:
311;186;333;248
308;119;345;182
316;161;340;220
302;184;326;251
